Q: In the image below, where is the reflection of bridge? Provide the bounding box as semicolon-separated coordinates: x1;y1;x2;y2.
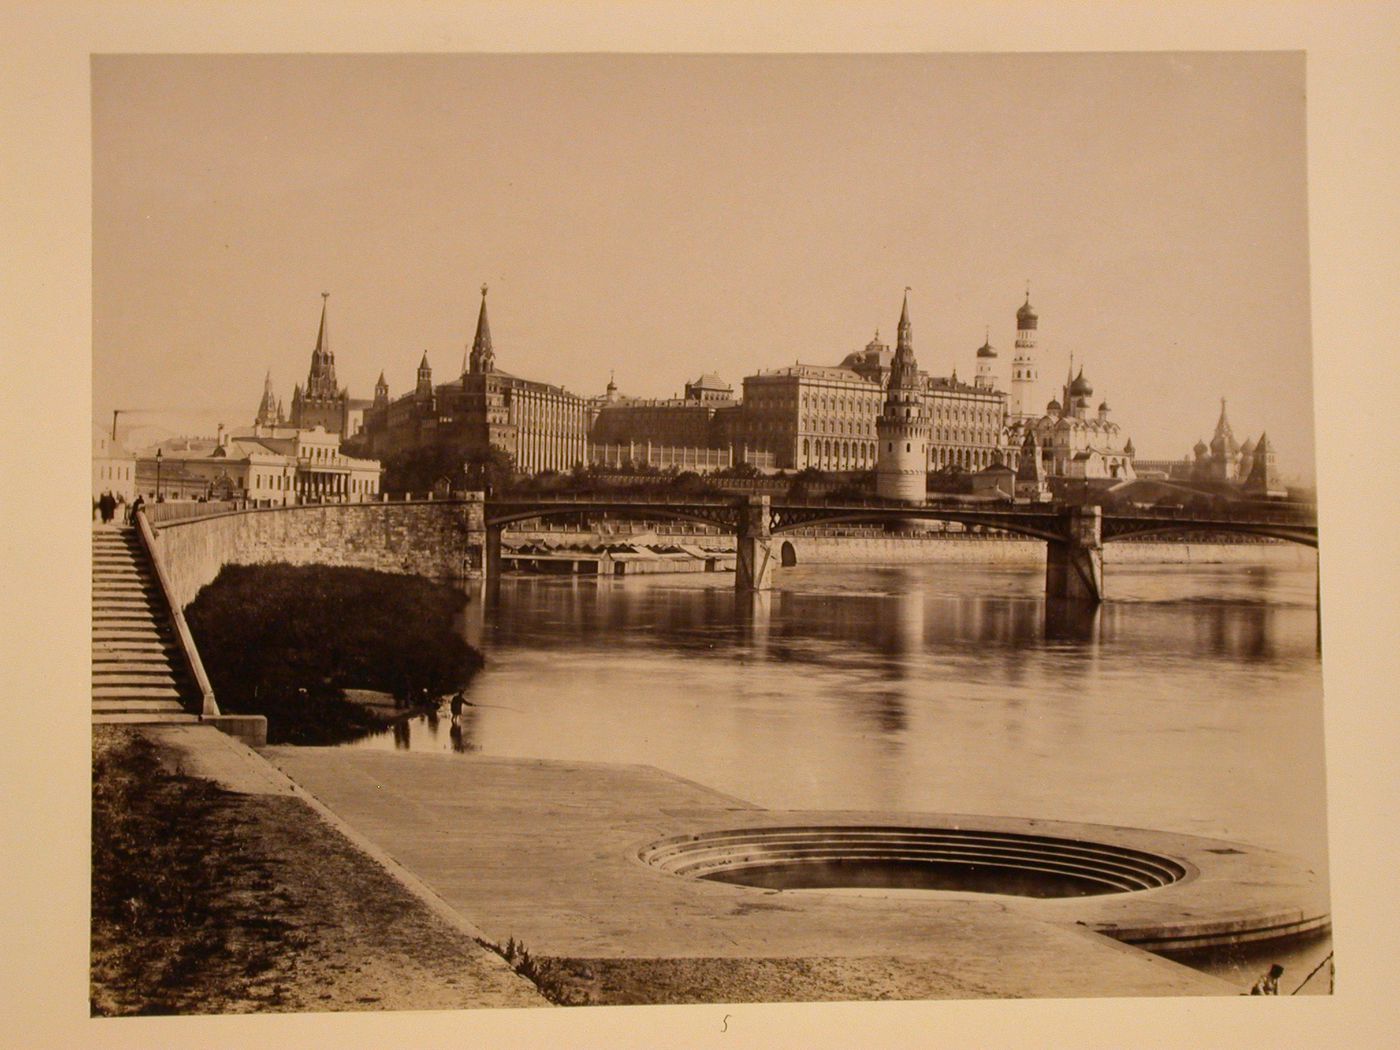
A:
479;493;1318;602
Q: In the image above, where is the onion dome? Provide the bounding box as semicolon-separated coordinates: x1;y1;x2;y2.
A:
977;338;997;358
1098;399;1110;412
1240;436;1256;455
1047;398;1062;414
1124;437;1135;455
1069;366;1093;398
1017;293;1038;329
1193;438;1209;456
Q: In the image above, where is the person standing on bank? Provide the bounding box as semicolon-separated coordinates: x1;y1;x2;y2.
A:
1249;963;1284;995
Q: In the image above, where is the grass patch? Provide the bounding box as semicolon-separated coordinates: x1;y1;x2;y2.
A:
90;728;295;1015
185;564;484;744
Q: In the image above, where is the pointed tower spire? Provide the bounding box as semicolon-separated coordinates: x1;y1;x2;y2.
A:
315;291;330;356
303;292;340;403
255;370;279;426
416;351;433;399
897;287;912;350
468;282;495;375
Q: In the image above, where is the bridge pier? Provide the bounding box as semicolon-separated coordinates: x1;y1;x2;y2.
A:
485;526;503;587
461;492;490;580
1046;506;1103;603
735;495;775;592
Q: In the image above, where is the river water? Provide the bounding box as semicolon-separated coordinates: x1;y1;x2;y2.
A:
344;560;1331;992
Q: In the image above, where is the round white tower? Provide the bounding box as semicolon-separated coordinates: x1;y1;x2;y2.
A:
1008;287;1039;420
876;289;931;503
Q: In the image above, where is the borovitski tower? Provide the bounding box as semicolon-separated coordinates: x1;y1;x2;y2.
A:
876;289;930;503
1008;285;1039;420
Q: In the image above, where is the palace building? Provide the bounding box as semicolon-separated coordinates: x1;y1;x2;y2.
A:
731;301;1007;474
359;285;591;474
137;424;381;505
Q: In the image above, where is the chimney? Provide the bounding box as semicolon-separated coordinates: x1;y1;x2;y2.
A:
216;423;227;448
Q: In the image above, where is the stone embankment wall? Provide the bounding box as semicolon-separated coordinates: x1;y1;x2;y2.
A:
782;536;1315;568
151;504;475;609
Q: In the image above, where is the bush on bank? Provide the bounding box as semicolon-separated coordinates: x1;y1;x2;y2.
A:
184;564;484;744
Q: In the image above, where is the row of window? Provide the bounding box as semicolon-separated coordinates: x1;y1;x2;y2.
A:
96;464;132;481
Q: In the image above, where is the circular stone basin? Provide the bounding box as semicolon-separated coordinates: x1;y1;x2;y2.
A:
640;826;1187;899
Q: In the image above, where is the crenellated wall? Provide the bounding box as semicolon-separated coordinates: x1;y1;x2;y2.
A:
150;501;483;609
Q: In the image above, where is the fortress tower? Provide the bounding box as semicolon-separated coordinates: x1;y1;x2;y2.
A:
876;289;930;503
1008;286;1039;420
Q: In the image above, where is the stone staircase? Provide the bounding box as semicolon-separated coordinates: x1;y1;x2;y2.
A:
92;525;199;724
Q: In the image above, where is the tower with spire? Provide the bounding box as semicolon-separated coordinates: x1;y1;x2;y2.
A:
415;352;434;400
1008;284;1039;420
467;284;495;375
254;370;280;429
1207;397;1241;480
876;289;931;503
1242;431;1284;496
290;293;354;433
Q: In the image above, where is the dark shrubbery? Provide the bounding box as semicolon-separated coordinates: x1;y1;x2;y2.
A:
185;565;484;744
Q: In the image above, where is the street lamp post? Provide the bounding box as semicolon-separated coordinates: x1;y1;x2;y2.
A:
155;448;163;502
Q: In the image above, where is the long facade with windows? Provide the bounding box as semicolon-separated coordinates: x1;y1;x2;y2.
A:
733;318;1008;474
359;285;591;474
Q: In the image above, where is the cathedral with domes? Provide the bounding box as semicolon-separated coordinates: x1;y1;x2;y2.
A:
1002;353;1136;482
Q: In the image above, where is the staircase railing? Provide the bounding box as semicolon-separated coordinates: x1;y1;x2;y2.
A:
132;509;220;717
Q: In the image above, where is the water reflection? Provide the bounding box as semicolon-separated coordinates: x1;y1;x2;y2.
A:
347;562;1326;879
1043;600;1101;644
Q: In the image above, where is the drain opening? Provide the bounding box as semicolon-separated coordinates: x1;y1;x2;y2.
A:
640;826;1187;899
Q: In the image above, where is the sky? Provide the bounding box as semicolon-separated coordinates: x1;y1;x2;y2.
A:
93;52;1314;478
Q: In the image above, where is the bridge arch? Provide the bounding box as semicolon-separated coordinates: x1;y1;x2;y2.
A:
769;508;1066;544
1103;522;1318;549
484;503;740;534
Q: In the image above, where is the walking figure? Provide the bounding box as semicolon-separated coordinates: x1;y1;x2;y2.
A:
449;691;466;721
1249;963;1283;995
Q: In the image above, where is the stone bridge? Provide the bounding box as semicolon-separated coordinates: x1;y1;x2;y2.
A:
147;493;1318;607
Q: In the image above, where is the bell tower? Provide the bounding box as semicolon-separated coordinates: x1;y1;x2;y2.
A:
1009;284;1039;420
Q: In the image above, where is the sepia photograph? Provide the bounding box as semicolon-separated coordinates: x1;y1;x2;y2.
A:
5;4;1398;1047
86;48;1332;1014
